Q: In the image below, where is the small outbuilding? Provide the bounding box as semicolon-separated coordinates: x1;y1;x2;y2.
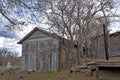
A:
18;27;69;72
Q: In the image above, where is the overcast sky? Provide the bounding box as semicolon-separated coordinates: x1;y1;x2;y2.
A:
0;25;34;56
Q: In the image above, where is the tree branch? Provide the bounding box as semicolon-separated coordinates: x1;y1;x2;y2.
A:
0;9;16;25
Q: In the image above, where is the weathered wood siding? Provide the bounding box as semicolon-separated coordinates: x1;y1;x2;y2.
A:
91;35;105;58
22;42;37;71
91;33;120;58
110;34;120;51
21;31;59;72
36;39;59;72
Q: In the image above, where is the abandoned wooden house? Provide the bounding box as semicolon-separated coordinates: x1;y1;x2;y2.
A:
18;27;70;72
91;31;120;58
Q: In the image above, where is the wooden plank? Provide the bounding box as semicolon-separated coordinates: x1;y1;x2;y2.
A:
96;61;120;67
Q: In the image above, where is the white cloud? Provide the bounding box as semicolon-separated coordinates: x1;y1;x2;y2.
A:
0;25;35;56
0;37;5;47
109;22;120;33
0;37;21;56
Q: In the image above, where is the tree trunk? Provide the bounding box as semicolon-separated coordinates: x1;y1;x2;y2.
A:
103;24;109;60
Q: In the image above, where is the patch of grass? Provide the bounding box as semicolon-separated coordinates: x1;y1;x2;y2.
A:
0;66;6;68
48;71;59;77
40;71;59;80
40;76;48;80
11;78;18;80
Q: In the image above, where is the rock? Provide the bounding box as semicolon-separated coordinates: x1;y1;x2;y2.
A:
80;69;88;73
70;66;81;73
1;73;4;75
85;69;92;77
19;76;23;79
70;62;96;74
70;70;73;73
87;62;96;71
80;63;88;69
70;63;89;73
28;71;31;74
32;70;35;72
88;65;96;71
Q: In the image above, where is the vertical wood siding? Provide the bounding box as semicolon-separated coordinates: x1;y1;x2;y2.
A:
91;33;120;58
22;38;59;72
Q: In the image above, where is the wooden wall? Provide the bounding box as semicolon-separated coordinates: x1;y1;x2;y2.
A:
91;35;105;58
110;34;120;51
21;31;59;72
91;33;120;58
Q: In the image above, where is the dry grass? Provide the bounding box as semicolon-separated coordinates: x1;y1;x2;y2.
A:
99;70;120;80
1;57;120;80
0;70;95;80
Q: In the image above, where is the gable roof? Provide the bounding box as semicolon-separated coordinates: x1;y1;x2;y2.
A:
17;27;65;44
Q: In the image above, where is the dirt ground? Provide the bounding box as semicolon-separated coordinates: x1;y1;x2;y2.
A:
0;70;96;80
1;57;120;80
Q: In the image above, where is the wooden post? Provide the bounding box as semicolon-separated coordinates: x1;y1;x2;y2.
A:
103;24;109;60
96;66;99;78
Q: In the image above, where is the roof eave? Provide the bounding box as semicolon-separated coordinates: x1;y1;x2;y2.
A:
17;27;39;44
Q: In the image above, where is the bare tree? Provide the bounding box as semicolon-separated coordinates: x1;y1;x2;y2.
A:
0;48;18;66
0;0;45;30
0;0;120;66
40;0;118;66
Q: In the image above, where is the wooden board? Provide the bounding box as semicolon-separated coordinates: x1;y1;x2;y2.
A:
96;60;120;67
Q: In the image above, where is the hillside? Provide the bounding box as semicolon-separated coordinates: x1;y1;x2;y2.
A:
0;70;95;80
1;57;120;80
